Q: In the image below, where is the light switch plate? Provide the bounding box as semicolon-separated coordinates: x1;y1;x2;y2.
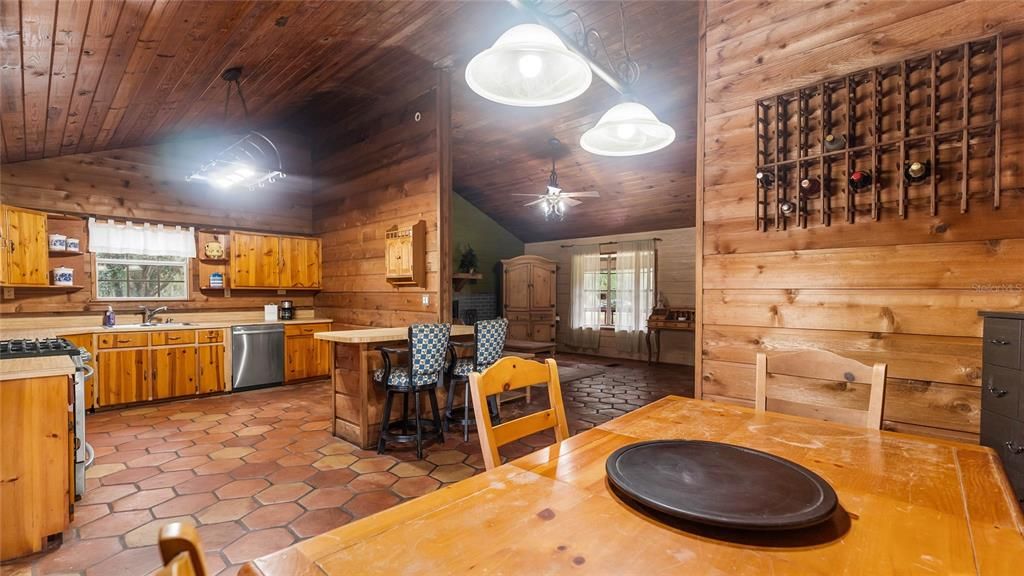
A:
422;295;430;305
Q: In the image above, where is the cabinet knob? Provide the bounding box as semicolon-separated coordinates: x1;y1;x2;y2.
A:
1005;441;1024;455
988;338;1011;346
986;384;1008;398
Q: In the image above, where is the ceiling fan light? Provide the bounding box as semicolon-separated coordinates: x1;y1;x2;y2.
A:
580;102;676;156
465;24;592;107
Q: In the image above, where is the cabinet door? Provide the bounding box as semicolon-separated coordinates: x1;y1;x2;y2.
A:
231;232;280;288
530;264;554;310
507;320;530;341
311;325;332;378
2;205;49;285
285;335;312;382
97;349;149;406
504;264;532;310
197;345;226;394
151;347;197;399
281;236;321;288
531;319;555;343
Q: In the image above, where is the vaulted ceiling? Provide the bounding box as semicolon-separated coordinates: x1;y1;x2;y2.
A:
0;0;698;242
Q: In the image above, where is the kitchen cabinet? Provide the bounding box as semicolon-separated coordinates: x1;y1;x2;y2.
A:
231;232;281;289
151;347;197;399
501;256;556;344
0;374;72;561
0;204;49;286
197;344;226;394
385;221;425;287
97;349;149;406
285;323;332;382
281;236;322;289
230;231;322;290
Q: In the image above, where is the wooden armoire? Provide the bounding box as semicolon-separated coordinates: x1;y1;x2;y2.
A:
501;255;556;343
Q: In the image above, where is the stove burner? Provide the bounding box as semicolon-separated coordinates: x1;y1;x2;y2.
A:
0;338;81;359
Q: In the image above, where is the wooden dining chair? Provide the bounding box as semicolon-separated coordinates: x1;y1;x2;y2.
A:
755;350;888;429
469;356;569;470
157;523;208;576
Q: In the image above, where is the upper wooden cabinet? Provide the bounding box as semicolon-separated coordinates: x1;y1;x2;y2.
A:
385;221;425;287
230;231;321;290
0;205;49;286
280;236;322;289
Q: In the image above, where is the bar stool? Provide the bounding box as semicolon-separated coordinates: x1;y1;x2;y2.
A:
445;318;507;441
374;323;450;459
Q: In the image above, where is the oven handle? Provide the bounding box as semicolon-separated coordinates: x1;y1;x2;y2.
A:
81;364;95;380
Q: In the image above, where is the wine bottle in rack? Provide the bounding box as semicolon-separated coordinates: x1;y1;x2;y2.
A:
848;170;872;192
778;198;797;217
824;134;847;152
903;160;930;183
799;177;822;198
755;170;775;188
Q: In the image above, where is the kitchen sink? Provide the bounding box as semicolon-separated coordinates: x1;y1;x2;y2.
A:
103;322;196;329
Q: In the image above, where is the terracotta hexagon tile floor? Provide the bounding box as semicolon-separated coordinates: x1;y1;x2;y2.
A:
2;353;691;575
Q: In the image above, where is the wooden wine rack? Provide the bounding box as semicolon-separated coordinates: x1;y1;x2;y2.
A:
755;36;1003;232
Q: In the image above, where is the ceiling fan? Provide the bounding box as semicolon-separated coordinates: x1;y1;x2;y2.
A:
511;138;599;220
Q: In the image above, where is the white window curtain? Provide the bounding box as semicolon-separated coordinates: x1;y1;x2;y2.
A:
613;239;656;353
88;218;197;258
568;244;602;351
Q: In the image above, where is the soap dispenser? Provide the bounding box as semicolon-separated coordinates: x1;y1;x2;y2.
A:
103;306;116;328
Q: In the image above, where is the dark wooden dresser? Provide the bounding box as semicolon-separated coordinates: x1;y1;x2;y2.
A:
979;311;1024;508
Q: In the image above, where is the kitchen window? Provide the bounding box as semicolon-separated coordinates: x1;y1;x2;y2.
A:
95;253;189;300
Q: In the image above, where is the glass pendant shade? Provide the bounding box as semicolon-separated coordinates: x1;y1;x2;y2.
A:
580;102;676;156
465;24;593;107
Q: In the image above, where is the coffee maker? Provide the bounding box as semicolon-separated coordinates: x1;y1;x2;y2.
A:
279;300;295;320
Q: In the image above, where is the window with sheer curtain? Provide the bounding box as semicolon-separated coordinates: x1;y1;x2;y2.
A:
88;218;196;301
612;239;656;353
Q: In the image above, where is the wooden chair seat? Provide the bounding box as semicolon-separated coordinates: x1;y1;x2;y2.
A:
755;350;888;429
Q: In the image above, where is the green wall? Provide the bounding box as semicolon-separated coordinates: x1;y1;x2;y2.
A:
452;192;524;294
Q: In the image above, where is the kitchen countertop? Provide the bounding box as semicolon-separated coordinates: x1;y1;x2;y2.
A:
315;325;474;344
0;318;334;340
0;355;76;381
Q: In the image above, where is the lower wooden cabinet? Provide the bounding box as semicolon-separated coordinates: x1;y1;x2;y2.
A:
151;347;197;400
197;345;227;394
97;349;149;406
285;323;332;382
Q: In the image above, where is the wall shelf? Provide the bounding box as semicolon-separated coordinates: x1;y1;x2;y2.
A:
452;272;483;292
1;284;84;299
49;250;84;256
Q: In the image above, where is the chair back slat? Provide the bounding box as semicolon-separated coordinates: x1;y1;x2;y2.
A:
755;350;888;429
469;357;568;470
158;523;207;576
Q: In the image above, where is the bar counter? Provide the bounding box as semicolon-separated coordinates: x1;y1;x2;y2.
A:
315;326;474;448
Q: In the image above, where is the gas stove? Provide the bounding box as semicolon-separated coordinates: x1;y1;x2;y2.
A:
0;338;82;359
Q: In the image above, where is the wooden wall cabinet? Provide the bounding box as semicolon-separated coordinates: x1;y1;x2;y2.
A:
385;221;426;287
285;323;332;383
0;204;49;286
502;255;556;343
230;231;321;290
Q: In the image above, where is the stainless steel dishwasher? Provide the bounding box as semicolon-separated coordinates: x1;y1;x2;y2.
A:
231;324;285;391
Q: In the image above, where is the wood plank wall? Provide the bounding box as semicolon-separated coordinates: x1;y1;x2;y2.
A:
525;227;697;366
698;0;1024;441
0;131;315;316
312;71;448;328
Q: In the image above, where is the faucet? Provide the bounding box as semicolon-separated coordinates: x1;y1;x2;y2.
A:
140;306;168;325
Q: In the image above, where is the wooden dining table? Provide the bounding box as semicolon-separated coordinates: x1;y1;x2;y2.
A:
241;396;1024;575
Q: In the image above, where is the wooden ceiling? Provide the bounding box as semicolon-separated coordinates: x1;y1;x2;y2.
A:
0;0;698;242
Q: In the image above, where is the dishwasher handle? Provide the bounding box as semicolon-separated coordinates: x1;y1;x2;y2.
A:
232;325;284;335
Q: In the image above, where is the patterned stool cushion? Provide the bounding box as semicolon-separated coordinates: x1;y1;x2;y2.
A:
410;323;451;378
451;358;475;377
475;318;508;367
373;367;437;388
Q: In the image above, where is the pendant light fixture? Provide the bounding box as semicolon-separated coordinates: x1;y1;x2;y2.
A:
465;23;592;107
186;67;285;191
580;101;676;156
479;1;675;157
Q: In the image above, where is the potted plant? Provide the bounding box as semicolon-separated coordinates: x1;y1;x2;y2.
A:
459;246;479;274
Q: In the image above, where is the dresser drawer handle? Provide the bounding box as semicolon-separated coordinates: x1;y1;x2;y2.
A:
988;338;1011;346
116;338;131;344
986;384;1009;398
168;336;181;341
1005;441;1024;455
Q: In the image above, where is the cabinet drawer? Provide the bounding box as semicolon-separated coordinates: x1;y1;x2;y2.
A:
196;329;224;344
984;318;1022;369
287;323;330;337
151;331;196;346
981;364;1022;419
529;311;554;322
98;332;149;349
981;410;1024;472
505;311;531;322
